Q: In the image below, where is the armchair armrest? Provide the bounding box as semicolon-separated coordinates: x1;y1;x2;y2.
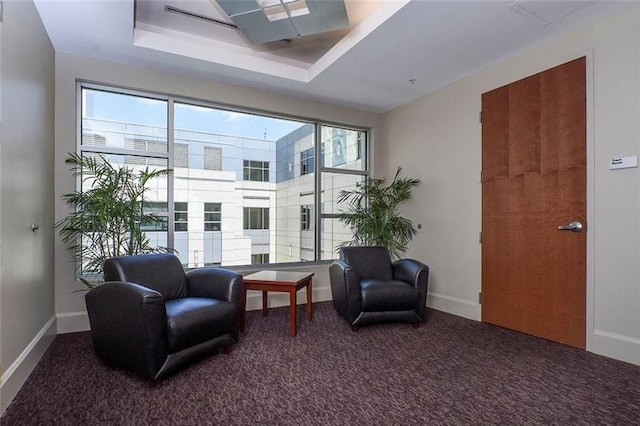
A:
85;281;168;378
329;260;362;324
393;259;430;321
186;268;244;305
393;259;428;290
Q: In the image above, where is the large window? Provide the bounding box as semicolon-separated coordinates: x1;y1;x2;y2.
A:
318;125;368;260
79;84;368;267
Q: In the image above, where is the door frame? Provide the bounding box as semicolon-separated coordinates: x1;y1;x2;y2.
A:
479;49;595;351
583;50;595;353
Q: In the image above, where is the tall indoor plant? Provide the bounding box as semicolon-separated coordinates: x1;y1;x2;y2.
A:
336;167;421;259
56;152;171;289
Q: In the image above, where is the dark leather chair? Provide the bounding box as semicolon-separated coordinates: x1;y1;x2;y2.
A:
329;246;429;330
85;253;244;379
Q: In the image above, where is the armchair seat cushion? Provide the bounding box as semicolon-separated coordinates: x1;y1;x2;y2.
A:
165;298;236;353
360;279;417;312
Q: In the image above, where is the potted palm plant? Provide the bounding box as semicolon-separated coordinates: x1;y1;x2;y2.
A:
56;153;171;289
336;167;421;259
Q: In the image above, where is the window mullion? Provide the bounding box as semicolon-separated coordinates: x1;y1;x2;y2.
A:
167;98;175;251
314;123;322;261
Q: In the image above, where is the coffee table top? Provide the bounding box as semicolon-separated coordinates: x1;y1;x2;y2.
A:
243;270;314;284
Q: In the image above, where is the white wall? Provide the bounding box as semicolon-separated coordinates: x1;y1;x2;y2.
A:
54;53;383;332
0;0;56;413
381;5;640;365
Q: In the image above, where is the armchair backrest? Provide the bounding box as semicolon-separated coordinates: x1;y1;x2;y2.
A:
104;253;188;300
339;246;393;280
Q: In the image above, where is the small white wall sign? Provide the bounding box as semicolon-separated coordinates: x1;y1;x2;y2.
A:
609;155;638;170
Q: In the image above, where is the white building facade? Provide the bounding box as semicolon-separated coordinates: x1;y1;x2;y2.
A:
79;86;367;269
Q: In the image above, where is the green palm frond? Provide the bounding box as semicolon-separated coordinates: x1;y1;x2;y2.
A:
336;167;420;259
56;153;173;289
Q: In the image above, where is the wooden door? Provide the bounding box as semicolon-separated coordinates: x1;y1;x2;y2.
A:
481;57;586;349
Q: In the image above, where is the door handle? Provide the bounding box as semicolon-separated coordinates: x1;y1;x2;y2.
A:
558;221;583;232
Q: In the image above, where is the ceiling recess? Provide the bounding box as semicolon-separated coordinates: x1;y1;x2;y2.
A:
216;0;350;44
164;5;238;29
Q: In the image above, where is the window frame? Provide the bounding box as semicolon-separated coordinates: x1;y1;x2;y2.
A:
204;202;222;232
251;253;270;265
174;202;188;232
243;160;270;182
243;207;270;230
301;205;311;231
300;147;314;176
77;81;369;266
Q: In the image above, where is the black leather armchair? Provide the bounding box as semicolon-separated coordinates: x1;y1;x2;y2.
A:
329;246;429;330
85;253;244;379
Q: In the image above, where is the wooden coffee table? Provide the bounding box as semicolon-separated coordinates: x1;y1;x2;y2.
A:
241;270;314;337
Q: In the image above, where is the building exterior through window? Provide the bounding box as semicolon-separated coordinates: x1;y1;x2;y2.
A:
78;86;367;269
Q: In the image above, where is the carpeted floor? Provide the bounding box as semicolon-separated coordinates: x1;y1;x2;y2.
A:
2;302;639;425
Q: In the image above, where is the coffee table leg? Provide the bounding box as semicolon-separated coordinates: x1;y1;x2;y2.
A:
289;289;297;337
240;286;247;332
262;291;268;316
306;279;313;321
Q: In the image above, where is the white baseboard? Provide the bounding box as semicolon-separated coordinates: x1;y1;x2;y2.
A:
59;289;473;330
427;292;480;321
426;295;640;366
56;289;640;366
54;286;334;335
53;291;640;366
591;329;640;366
56;311;90;334
1;316;57;415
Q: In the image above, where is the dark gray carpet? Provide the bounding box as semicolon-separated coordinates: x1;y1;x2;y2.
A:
2;302;639;425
